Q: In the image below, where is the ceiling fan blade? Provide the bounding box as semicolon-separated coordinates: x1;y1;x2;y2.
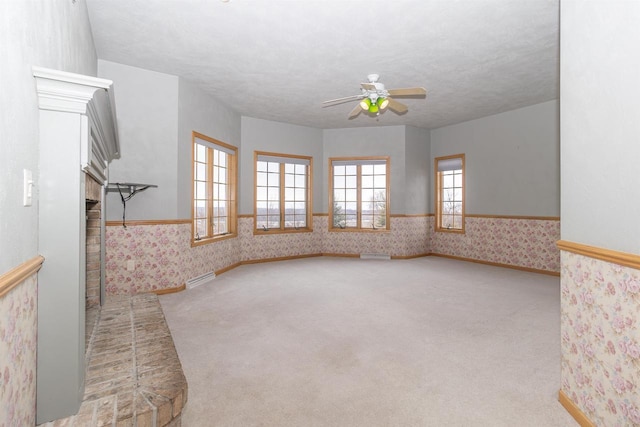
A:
360;83;376;91
387;98;408;114
348;104;363;119
322;94;363;106
387;87;426;97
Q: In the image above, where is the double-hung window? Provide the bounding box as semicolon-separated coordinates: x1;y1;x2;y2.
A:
255;151;312;232
192;132;237;245
329;157;390;231
435;154;465;232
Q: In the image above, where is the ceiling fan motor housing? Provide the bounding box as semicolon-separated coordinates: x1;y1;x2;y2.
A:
367;92;380;103
362;75;388;102
322;74;425;119
362;87;388;103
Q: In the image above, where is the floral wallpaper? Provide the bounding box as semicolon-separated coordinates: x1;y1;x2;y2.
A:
105;215;558;296
106;223;241;295
0;273;37;427
319;216;430;257
431;217;560;273
560;251;640;427
239;217;322;262
105;216;431;295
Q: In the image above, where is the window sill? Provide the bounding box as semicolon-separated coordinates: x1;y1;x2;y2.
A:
434;227;465;234
329;227;391;233
253;228;313;235
191;233;237;247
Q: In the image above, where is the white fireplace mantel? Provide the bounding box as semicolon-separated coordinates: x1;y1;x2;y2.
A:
33;66;120;423
33;66;120;183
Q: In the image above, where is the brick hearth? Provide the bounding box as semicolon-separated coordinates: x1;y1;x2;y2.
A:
40;294;187;427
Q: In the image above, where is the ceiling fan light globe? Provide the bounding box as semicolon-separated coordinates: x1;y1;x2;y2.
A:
369;104;379;113
360;98;371;110
377;98;389;109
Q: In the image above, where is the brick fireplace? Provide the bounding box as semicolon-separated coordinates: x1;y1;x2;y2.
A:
85;175;102;349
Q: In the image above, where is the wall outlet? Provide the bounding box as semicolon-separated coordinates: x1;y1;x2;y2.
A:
126;260;135;271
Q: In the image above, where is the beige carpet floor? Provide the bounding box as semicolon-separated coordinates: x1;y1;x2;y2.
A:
160;256;577;426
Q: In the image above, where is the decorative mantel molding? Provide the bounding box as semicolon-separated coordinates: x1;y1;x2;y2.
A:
33;66;120;181
33;66;111;113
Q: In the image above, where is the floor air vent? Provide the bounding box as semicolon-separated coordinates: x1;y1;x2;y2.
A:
360;253;391;260
186;271;216;289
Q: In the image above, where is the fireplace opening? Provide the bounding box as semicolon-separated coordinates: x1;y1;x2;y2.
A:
85;176;103;352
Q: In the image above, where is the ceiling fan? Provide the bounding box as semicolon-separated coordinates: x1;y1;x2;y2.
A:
322;74;426;119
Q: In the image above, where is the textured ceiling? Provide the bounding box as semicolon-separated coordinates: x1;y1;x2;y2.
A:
86;0;559;130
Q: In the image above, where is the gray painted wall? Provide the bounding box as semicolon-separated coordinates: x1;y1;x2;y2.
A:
178;78;241;219
430;101;559;216
240;117;323;215
0;0;97;273
322;126;407;214
561;2;640;253
98;60;179;221
404;126;431;214
79;62;557;226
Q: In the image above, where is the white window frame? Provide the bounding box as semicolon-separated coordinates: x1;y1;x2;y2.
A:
191;131;237;245
329;156;390;231
254;151;313;233
435;153;465;233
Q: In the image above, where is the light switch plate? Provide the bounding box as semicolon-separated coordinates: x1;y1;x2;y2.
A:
23;169;33;206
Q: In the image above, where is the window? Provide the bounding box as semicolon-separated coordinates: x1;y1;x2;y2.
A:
255;151;312;232
435;154;465;232
329;157;390;231
192;132;237;245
